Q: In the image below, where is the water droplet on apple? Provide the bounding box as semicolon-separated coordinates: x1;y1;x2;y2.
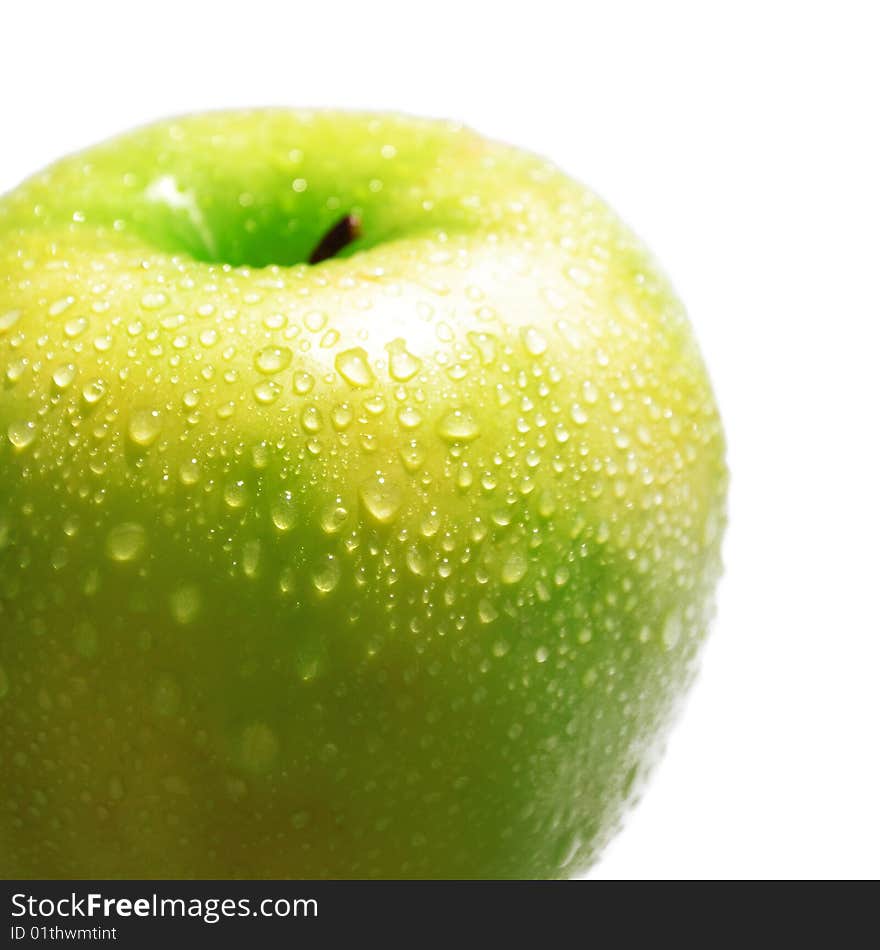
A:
127;409;162;447
335;347;374;387
566;266;591;288
254;345;292;374
359;474;403;524
297;647;324;681
82;379;106;405
447;363;468;382
242;540;261;578
558;833;583;870
48;296;75;317
271;492;296;532
253;380;282;405
279;566;296;595
293;371;315;394
400;440;425;472
420;508;441;538
82;569;100;597
304;311;327;332
179;458;202;486
535;646;550;663
386;338;422;381
321;504;349;535
140;291;168;310
106;522;146;563
478;599;498;624
662;611;682;651
170;585;202;624
436;321;454;343
224;480;248;509
501;550;528;585
437;409;480;443
570;403;588;426
364;394;386;416
406;544;429;576
331;403;353;430
51;363;77;389
63;316;88;338
0;309;21;334
312;556;340;594
7;420;36;449
6;359;26;384
50;546;69;571
301;405;322;433
397;406;423;430
467;331;497;365
521;326;548;356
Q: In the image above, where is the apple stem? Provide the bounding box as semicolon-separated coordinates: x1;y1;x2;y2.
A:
308;214;362;265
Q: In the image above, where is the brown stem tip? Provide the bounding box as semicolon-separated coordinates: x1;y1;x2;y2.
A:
308;214;362;265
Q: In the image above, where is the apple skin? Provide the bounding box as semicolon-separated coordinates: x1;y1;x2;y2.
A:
0;111;726;879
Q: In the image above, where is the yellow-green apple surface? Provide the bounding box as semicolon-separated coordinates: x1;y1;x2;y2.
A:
0;111;727;879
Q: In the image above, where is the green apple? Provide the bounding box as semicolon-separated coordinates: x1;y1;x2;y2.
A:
0;110;726;879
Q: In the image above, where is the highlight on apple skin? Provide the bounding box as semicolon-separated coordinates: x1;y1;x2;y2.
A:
0;110;727;879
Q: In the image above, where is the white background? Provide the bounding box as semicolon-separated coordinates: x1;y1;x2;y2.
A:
2;1;877;879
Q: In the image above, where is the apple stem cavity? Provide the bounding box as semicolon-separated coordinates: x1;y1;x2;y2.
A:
308;214;362;265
